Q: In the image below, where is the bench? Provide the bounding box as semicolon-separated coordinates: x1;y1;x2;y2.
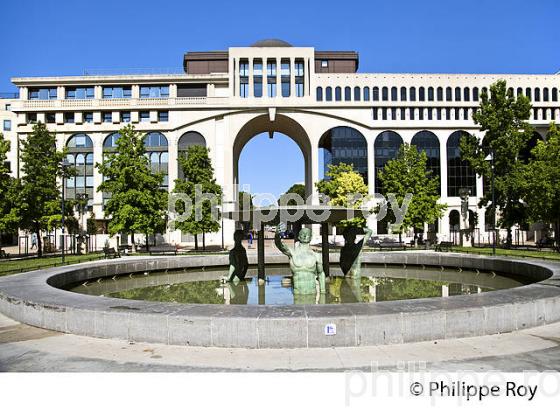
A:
0;249;8;259
435;241;453;252
118;244;133;254
149;245;178;256
376;242;407;251
103;247;121;259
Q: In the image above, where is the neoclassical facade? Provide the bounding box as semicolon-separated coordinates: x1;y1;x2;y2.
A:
2;39;558;246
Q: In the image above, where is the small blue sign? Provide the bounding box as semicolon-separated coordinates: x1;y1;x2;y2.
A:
324;323;337;336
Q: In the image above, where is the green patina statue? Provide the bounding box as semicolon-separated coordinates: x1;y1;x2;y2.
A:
224;230;249;284
340;226;373;278
275;226;326;295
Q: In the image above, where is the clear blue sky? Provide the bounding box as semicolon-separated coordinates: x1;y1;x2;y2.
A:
1;0;558;198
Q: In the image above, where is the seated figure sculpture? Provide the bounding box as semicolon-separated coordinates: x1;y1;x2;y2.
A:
225;230;249;284
340;226;373;278
275;225;326;295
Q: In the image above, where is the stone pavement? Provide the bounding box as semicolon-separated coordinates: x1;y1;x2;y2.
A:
1;313;559;372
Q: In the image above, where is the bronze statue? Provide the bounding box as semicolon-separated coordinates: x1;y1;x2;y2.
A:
225;230;248;284
275;226;326;295
340;226;373;278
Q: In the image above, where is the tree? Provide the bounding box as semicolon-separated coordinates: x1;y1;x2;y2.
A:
278;183;306;206
238;190;254;231
316;163;369;227
17;123;68;257
0;133;19;251
521;123;560;251
377;143;446;243
173;145;222;250
96;125;167;249
460;80;533;246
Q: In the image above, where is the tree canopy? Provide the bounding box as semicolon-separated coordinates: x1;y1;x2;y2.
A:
0;133;19;240
96;125;167;245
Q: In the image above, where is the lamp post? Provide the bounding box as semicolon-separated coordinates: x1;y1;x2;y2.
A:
485;149;496;256
61;158;70;263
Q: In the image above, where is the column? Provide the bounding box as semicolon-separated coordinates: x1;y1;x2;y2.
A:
167;133;178;192
439;133;448;198
304;57;310;97
92;135;104;215
290;57;296;98
310;140;319;202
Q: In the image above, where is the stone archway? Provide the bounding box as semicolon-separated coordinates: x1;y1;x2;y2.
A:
232;113;313;199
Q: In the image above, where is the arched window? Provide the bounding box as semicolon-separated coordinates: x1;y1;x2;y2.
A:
418;87;425;101
319;127;368;182
552;87;558;102
507;87;514;97
325;87;333;101
464;87;470;102
447;131;477;197
374;131;403;193
446;87;452;101
363;87;370;101
372;86;379;101
177;131;206;179
437;87;443;101
411;130;441;192
344;86;351;101
516;87;523;97
103;132;120;150
354;86;361;101
428;87;434;101
473;87;479;101
66;134;94;202
391;86;398;101
144;132;169;188
409;87;416;101
400;86;407;101
534;88;541;102
525;87;532;100
481;87;488;97
543;88;549;101
454;87;461;101
335;87;342;101
316;87;323;101
382;86;389;101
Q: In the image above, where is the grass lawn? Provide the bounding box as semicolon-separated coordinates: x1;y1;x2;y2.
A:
451;246;560;261
0;253;105;277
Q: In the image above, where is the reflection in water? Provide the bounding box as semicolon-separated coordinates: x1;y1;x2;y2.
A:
106;273;495;306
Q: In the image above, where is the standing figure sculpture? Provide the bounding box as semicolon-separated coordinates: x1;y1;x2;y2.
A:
274;226;326;295
340;226;373;278
224;230;249;284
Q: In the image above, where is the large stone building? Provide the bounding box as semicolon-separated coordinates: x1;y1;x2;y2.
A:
1;39;558;247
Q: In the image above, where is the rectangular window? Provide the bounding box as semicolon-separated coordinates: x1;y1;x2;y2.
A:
102;86;132;99
321;60;328;68
27;113;37;123
5;104;11;111
84;112;93;123
281;60;290;97
46;113;56;123
253;60;263;98
267;60;277;98
140;111;150;122
103;112;112;123
64;113;75;124
29;87;57;100
295;60;304;97
140;85;170;98
3;119;11;131
239;60;249;98
121;112;131;123
66;87;94;99
158;111;169;122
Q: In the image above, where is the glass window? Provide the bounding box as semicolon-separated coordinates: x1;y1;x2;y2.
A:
473;87;479;101
411;131;440;192
446;87;452;101
319;126;368;181
316;87;323;101
447;130;477;197
344;87;351;101
363;87;370;101
374;131;403;193
410;87;416;101
64;113;74;124
400;87;407;101
29;87;57;100
27;113;37;123
543;88;549;101
46;113;56;123
103;112;112;123
464;87;470;101
102;86;132;99
391;87;398;101
140;85;169;98
419;87;425;101
66;87;94;99
158;111;169;122
382;87;388;101
121;112;131;123
335;87;342;101
3;120;11;131
428;87;434;101
267;60;277;97
372;87;379;101
534;88;541;102
325;87;332;101
281;60;290;97
144;132;169;188
84;112;93;123
65;134;94;200
454;87;461;101
437;87;443;101
321;60;328;68
354;86;361;101
253;60;263;98
140;111;150;122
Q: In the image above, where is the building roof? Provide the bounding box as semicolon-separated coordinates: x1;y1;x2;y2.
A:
250;39;292;47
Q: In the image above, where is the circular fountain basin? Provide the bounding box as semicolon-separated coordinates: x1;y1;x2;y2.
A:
0;252;559;348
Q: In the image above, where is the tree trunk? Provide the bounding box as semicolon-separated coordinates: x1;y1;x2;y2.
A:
36;226;43;258
194;234;199;251
506;228;512;248
398;232;402;244
202;231;206;251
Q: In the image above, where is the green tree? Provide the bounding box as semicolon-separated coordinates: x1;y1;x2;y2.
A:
460;80;533;246
278;183;306;206
238;190;254;230
173;145;222;250
377;143;446;243
17;123;70;256
316;163;369;227
0;133;19;252
96;125;167;249
521;123;560;250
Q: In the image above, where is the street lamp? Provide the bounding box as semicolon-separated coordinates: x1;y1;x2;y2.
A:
484;149;496;256
61;158;70;263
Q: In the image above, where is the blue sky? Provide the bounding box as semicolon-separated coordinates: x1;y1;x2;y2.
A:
1;0;559;197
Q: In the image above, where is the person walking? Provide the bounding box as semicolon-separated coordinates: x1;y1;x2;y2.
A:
248;230;253;248
31;233;37;250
